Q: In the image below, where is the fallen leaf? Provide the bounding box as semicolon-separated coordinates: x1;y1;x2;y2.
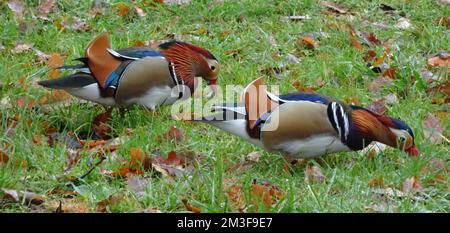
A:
38;0;55;16
131;39;145;47
437;16;450;27
383;93;399;104
382;67;397;78
422;157;447;174
368;176;385;188
11;43;33;54
246;151;261;163
422;113;445;144
48;69;60;78
92;109;112;140
396;17;412;29
359;142;387;158
7;0;25;18
250;181;284;209
34;49;51;63
320;0;348;14
48;188;78;198
1;188;45;205
427;51;450;68
97;193;124;213
286;53;300;64
47;52;63;69
300;36;318;49
402;176;422;193
373;187;406;199
126;175;149;197
305;165;326;183
0;150;9;164
64;16;91;31
226;185;246;211
292;81;317;93
134;5;147;17
368;76;394;93
47;199;89;213
181;197;201;213
367;98;387;115
365;32;381;46
64;148;81;173
437;0;450;6
116;2;130;17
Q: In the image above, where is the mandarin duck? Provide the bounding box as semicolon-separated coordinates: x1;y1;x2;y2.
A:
196;77;418;158
38;33;220;110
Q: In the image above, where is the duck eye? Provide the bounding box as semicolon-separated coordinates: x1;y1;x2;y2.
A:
210;65;216;71
399;136;406;142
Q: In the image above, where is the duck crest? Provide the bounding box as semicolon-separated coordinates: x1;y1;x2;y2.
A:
160;41;212;92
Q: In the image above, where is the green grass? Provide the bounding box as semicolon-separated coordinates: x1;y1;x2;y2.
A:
0;0;449;213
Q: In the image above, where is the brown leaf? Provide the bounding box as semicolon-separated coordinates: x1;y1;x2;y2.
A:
0;150;9;164
116;2;130;17
292;81;317;93
48;69;60;78
126;175;149;197
427;51;450;68
368;76;394;93
226;185;246;211
35;49;51;63
422;157;447;174
437;0;450;6
181;197;201;213
422;113;445;144
158;125;184;143
131;39;145;47
305;165;326;183
47;199;89;213
366;32;381;46
64;148;81;173
48;53;63;69
382;67;397;78
367;98;387;115
351;38;363;50
11;43;33;54
39;89;72;105
97;193;124;213
2;188;44;205
402;176;422;193
364;50;377;62
437;16;450;27
7;0;25;18
300;36;318;49
250;182;284;209
320;1;348;14
38;0;55;16
368;176;385;188
92;109;112;140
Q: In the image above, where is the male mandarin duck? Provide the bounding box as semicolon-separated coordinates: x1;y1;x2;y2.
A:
38;33;220;110
197;77;419;158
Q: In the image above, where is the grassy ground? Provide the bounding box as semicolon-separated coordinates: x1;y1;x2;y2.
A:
0;0;449;213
